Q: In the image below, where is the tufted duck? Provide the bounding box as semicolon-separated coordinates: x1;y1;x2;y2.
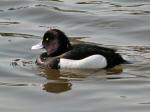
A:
32;29;128;69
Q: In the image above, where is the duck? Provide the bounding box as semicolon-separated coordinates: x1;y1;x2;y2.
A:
31;29;128;69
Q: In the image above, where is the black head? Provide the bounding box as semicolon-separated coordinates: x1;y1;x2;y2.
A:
42;29;72;57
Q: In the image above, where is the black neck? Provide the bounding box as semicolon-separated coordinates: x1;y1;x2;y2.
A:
49;44;72;57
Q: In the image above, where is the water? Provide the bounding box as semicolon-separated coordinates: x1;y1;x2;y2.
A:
0;0;150;112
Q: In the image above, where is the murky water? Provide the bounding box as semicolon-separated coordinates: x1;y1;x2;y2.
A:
1;0;150;112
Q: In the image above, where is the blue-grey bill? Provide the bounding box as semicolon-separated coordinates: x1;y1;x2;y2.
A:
31;41;43;50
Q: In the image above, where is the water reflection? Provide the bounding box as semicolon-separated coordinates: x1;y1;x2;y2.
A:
38;68;71;93
38;65;123;93
43;82;72;93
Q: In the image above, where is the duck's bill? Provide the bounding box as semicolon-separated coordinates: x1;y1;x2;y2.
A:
31;41;43;50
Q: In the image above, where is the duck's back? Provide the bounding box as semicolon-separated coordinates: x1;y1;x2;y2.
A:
60;44;126;68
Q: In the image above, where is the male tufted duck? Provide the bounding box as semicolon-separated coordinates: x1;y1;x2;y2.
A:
32;29;128;69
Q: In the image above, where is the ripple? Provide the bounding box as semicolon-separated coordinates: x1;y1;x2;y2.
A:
38;0;63;2
52;6;87;13
76;1;122;7
77;1;103;4
113;9;150;15
0;32;39;38
140;101;150;105
35;4;87;13
7;6;29;11
0;21;19;25
124;4;150;7
11;58;34;67
0;82;28;87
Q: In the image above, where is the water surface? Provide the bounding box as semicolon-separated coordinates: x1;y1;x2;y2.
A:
0;0;150;112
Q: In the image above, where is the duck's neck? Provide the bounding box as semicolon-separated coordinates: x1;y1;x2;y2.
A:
49;44;72;57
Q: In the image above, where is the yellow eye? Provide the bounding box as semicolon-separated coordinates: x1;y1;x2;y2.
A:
45;38;49;41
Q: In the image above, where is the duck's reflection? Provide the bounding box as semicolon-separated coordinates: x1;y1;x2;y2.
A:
43;82;72;93
38;68;72;93
38;65;123;94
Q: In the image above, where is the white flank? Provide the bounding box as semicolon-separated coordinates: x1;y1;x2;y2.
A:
59;55;107;69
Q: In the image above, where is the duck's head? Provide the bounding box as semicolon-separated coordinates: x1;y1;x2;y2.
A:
32;29;72;56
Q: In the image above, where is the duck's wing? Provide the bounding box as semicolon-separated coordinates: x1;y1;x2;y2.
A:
59;44;116;60
73;44;116;52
